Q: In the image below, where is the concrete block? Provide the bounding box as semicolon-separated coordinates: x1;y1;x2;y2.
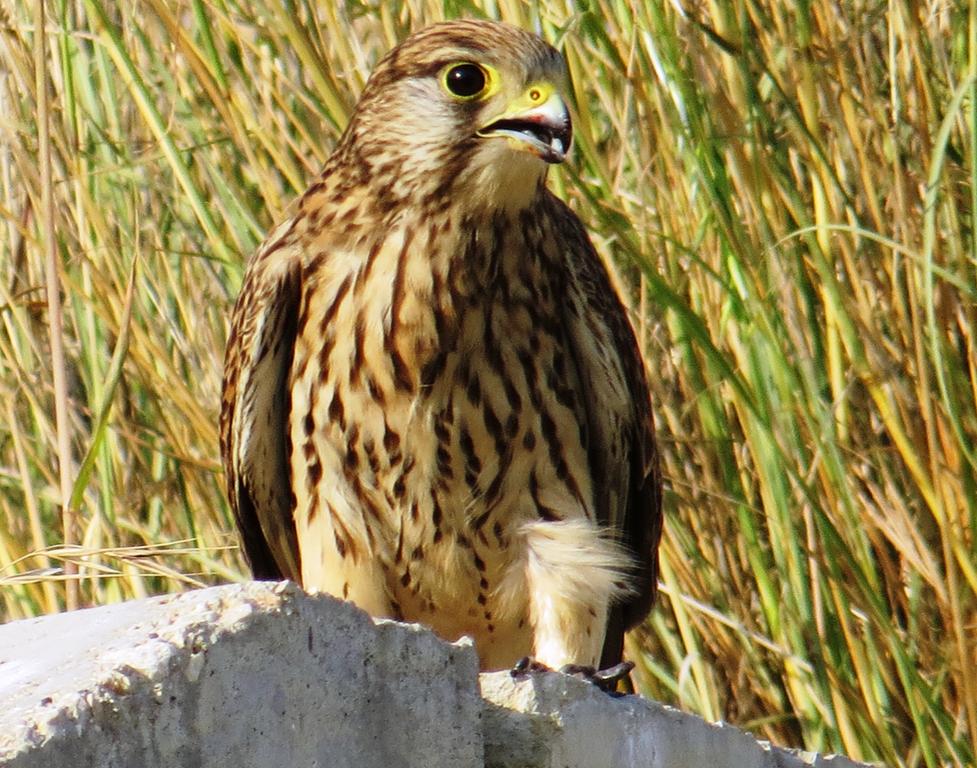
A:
0;582;482;768
0;582;878;768
480;670;873;768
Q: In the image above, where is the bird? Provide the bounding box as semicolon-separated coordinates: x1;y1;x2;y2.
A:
219;18;662;677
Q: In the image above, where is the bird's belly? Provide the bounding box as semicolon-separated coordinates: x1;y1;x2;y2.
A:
386;514;535;669
360;378;555;670
290;282;596;669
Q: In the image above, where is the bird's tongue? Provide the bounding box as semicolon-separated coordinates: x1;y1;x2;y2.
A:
480;117;570;164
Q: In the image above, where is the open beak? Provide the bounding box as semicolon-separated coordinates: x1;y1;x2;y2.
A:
477;88;572;165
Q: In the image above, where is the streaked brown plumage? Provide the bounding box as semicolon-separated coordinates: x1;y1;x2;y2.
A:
220;19;662;672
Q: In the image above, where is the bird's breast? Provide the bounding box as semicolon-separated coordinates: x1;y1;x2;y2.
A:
287;213;596;668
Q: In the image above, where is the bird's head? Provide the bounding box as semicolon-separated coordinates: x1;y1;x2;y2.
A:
339;20;573;212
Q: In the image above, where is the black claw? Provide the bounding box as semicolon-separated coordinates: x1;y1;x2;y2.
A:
511;658;635;695
510;656;551;678
592;661;635;690
561;660;635;694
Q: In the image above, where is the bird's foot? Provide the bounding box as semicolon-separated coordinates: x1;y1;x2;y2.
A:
560;661;634;694
510;656;551;678
510;657;635;695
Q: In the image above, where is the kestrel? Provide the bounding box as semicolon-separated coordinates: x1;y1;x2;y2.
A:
220;19;662;675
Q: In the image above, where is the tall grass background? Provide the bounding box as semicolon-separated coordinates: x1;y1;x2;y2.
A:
1;1;974;765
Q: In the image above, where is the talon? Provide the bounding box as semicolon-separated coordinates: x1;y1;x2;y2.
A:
511;656;531;677
510;656;551;679
560;660;635;694
511;658;635;694
592;660;634;691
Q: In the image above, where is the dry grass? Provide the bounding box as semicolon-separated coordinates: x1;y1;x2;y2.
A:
1;1;974;765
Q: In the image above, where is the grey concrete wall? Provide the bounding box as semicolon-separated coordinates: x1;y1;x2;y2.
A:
0;583;876;768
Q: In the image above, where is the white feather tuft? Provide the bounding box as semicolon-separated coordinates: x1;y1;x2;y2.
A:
493;518;637;668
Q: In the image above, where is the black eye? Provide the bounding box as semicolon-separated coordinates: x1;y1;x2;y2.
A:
444;63;487;98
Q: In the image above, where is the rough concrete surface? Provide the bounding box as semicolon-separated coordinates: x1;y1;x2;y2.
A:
0;582;878;768
0;582;482;768
481;671;871;768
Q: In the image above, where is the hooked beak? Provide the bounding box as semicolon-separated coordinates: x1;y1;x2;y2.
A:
476;87;572;165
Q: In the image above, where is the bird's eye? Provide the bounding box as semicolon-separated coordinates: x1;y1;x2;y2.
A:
443;63;488;99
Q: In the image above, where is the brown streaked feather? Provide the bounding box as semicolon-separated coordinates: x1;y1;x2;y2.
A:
219;231;303;581
544;192;663;667
220;19;663;674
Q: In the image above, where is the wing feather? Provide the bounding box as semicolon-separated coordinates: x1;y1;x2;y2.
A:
547;193;663;667
220;227;303;580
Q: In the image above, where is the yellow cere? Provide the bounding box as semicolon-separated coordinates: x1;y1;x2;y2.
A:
519;82;553;109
